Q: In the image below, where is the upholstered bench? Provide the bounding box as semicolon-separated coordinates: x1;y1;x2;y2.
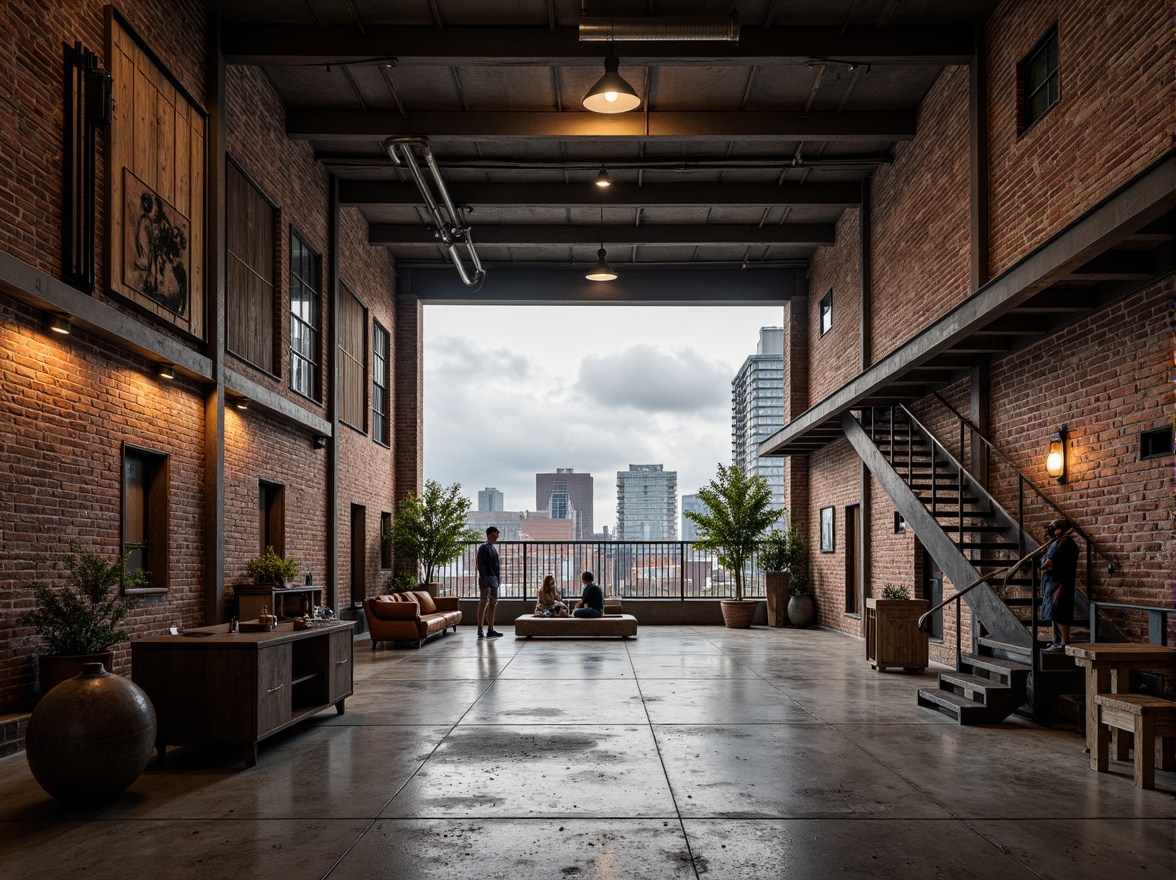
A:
1092;693;1176;789
515;613;638;639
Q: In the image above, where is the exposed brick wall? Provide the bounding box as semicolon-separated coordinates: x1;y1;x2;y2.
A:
336;206;398;604
782;295;809;423
985;0;1174;275
395;294;424;501
807;438;863;637
869;66;971;362
0;297;205;710
806;209;862;401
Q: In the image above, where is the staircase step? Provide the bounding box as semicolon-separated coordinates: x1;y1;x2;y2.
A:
938;671;1016;699
960;540;1020;551
962;651;1031;679
916;687;988;723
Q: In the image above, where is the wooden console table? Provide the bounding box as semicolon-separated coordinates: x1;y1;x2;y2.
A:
235;584;323;621
131;620;354;767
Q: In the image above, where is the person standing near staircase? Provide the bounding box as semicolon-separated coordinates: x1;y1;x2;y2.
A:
1040;518;1078;651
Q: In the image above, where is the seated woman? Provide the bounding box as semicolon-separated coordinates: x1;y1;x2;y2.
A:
572;570;605;618
534;575;570;617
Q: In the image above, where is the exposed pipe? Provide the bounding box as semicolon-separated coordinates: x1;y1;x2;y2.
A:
384;136;485;288
579;13;740;42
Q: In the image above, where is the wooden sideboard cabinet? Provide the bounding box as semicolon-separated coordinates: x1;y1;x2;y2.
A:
131;620;354;767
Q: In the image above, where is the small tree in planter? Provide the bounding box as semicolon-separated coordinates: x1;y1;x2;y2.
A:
245;546;299;585
390;480;480;592
760;525;808;626
686;463;781;628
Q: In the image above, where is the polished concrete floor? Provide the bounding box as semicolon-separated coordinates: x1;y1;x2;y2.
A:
0;625;1172;879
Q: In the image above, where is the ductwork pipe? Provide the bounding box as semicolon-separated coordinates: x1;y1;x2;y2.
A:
384;136;485;288
579;13;740;42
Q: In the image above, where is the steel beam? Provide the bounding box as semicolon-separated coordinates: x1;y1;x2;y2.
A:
223;25;974;66
370;223;835;247
288;110;916;141
341;181;863;208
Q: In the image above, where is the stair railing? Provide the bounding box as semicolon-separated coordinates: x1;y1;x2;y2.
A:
918;532;1072;671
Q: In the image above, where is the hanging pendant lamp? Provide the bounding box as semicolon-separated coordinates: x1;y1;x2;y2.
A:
586;207;617;281
582;54;641;113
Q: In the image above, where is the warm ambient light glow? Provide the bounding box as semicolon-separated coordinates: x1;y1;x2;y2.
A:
585;248;617;282
235;398;249;411
1046;426;1067;483
157;364;175;380
582;56;641;113
48;316;72;335
595;167;612;187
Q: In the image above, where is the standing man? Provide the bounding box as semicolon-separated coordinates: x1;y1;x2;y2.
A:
476;526;503;638
1040;518;1078;651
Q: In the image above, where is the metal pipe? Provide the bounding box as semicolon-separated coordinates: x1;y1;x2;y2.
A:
579;14;740;42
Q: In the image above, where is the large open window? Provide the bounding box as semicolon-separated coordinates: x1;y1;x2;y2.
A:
226;161;277;373
289;229;321;400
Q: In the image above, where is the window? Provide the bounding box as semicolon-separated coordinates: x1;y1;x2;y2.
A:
380;511;392;569
1020;25;1059;133
820;506;835;552
123;446;169;591
1140;425;1173;461
338;283;367;430
372;321;390;445
260;481;285;557
819;290;832;336
226;161;276;373
894;512;907;534
289;230;321;400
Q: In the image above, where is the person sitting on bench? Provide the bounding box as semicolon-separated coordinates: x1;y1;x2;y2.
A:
573;570;604;619
535;574;570;617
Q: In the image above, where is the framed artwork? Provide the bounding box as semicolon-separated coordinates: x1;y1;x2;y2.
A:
107;11;206;339
820;507;835;552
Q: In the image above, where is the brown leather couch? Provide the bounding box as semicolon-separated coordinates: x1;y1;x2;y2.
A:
363;591;462;649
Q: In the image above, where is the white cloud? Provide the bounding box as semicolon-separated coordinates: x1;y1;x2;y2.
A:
576;345;730;413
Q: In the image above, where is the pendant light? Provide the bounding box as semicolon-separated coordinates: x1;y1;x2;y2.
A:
595;166;612;187
586;207;617;281
582;53;641;113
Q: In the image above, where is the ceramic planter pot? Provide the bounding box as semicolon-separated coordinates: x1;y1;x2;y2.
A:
787;594;815;628
720;599;758;628
764;572;791;626
39;651;115;696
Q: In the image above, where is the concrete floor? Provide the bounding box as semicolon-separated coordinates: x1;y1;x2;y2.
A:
0;625;1172;879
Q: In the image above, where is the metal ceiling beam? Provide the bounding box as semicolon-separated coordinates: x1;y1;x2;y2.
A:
400;265;802;305
288;110;916;141
371;223;836;246
341;180;863;207
223;25;974;65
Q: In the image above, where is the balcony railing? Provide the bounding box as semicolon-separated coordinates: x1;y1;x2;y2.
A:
431;541;774;601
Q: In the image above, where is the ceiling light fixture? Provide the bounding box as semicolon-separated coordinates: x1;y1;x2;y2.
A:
595;167;612;187
235;397;249;411
157;364;175;381
48;315;72;336
586;207;617;282
582;53;641;114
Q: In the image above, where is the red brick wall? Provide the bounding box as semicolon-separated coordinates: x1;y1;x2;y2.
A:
807;439;863;636
0;297;205;709
986;0;1174;275
395;295;424;500
336;206;398;603
869;66;971;362
806;209;861;402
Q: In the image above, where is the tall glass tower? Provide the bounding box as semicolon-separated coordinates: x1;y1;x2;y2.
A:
616;464;677;540
731;327;785;511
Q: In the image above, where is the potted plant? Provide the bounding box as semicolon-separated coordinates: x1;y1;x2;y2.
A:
390;480;480;596
760;525;807;627
245;546;299;586
20;545;147;694
866;582;929;672
787;570;815;628
686;463;781;628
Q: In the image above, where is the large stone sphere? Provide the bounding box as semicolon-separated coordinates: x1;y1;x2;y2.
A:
26;662;157;805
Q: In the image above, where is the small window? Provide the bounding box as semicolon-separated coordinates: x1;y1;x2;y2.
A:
260;480;285;558
1140;425;1173;461
123;446;169;591
1020;25;1059;133
819;290;832;337
380;511;393;569
894;512;906;534
372;321;390;446
338;283;367;431
289;229;321;401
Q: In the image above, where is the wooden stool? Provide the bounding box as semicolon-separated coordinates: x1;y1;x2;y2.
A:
1092;693;1176;789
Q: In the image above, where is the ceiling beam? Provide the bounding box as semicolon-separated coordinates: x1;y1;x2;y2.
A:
371;223;836;247
341;180;863;208
287;110;916;141
223;25;975;66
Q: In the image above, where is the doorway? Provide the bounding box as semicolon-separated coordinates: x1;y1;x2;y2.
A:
923;548;943;640
845;504;861;615
350;504;366;608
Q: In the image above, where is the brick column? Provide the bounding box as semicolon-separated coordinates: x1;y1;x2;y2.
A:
394;292;423;500
782;294;810;533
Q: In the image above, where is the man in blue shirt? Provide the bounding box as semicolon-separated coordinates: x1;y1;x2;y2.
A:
476;527;503;638
573;570;604;618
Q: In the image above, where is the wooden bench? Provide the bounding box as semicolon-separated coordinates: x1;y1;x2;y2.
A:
1092;693;1176;789
514;613;638;639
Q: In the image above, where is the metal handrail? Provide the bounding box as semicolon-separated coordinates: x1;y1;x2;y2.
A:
918;531;1071;669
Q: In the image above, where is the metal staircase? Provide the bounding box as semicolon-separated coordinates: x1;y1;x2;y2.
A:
842;404;1113;723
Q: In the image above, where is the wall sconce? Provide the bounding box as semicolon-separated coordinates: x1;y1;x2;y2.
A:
313;435;328;449
234;397;249;411
1046;425;1067;484
48;315;72;336
157;364;175;381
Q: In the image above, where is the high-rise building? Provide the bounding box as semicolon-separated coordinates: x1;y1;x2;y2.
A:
680;493;705;542
732;327;786;512
536;468;593;539
477;487;504;512
616;464;677;540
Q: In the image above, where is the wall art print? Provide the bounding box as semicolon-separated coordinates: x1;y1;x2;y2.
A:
123;170;189;317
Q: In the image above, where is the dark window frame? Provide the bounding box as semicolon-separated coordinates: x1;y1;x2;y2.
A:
260;480;286;559
289;226;322;402
225;158;280;376
1019;24;1060;135
338;282;368;432
819;289;833;337
372;320;390;447
1140;425;1174;461
380;511;393;570
122;443;169;594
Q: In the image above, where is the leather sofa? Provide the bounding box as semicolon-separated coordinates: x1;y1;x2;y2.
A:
363;591;462;649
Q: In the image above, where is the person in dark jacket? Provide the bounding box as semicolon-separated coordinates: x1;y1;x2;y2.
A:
476;526;503;638
572;570;604;619
1040;518;1078;651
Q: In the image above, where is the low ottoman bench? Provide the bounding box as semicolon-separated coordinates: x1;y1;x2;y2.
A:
515;613;638;639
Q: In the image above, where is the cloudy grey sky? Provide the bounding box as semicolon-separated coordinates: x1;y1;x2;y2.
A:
423;304;784;533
